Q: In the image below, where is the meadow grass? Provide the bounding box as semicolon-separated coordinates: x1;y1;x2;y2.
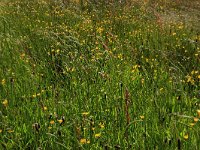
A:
0;0;199;149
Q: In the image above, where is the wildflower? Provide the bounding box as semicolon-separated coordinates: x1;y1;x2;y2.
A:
0;129;2;133
194;117;199;122
50;120;55;125
172;32;176;36
20;53;25;58
197;110;200;118
191;70;195;75
117;54;123;60
58;119;63;124
1;79;5;85
183;134;189;140
48;126;52;130
43;106;48;111
141;79;145;84
56;49;60;54
95;133;101;138
96;27;103;34
189;123;195;127
178;25;183;29
2;99;8;107
99;122;105;128
32;94;37;98
186;76;194;84
140;116;145;119
82;112;89;116
7;129;14;133
58;116;65;125
159;88;164;92
80;138;90;144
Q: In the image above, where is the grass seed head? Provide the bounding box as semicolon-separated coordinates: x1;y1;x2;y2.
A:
32;123;40;132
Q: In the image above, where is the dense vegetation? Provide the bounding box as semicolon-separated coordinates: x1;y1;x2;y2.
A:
0;0;199;149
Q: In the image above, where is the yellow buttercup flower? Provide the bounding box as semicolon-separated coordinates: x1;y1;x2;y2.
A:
1;79;6;85
99;122;105;128
58;119;63;124
43;106;48;111
7;129;14;133
82;112;89;116
2;99;8;107
183;134;189;140
197;110;200;118
50;120;55;125
189;123;195;127
95;133;101;138
80;138;90;144
32;94;37;98
140;116;145;119
194;117;199;122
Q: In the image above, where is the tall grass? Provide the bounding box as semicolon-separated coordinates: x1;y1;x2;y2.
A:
0;0;199;149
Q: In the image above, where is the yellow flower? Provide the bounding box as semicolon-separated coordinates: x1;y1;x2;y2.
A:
48;126;52;130
1;79;5;85
183;134;189;140
50;120;55;125
0;129;2;133
96;27;103;34
140;116;145;119
20;53;25;58
32;94;37;98
7;129;14;133
172;32;176;36
197;110;200;118
43;106;48;111
141;79;145;84
99;122;105;128
95;133;101;138
191;70;195;75
2;99;8;107
194;117;199;122
159;88;164;92
56;49;60;53
189;123;195;127
58;119;63;124
82;112;89;116
80;138;90;144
